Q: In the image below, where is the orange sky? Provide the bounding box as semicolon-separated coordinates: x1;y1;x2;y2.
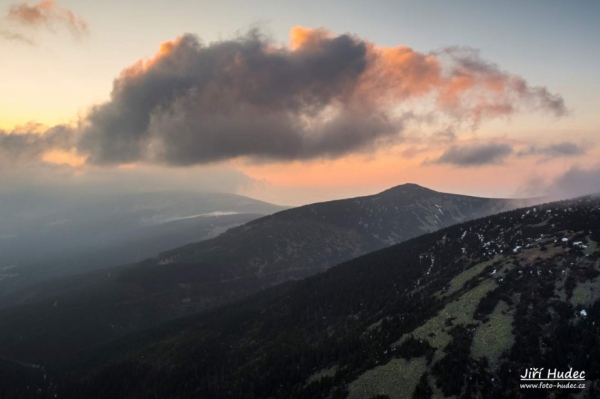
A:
237;131;600;205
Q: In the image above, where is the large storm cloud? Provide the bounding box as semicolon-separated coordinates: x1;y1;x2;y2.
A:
3;27;567;166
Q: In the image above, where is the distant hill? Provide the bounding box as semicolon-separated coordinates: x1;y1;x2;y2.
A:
0;191;287;306
0;184;532;367
0;212;268;308
43;194;600;399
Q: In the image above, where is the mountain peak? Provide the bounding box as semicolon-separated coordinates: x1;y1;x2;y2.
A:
378;183;436;197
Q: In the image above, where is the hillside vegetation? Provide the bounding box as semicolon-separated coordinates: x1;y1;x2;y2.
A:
32;194;600;399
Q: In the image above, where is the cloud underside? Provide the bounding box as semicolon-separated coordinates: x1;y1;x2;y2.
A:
517;142;587;158
431;143;513;166
430;140;588;167
2;26;567;166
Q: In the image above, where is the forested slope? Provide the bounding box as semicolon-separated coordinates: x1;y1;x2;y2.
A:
40;194;600;399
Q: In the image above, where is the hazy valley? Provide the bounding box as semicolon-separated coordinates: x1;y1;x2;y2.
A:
0;191;287;307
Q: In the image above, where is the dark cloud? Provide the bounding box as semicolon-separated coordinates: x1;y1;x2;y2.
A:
0;125;73;163
74;28;567;166
0;27;567;167
77;31;386;165
6;0;88;39
430;143;513;167
517;141;588;158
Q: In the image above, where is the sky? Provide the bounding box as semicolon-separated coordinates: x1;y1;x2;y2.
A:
1;0;599;205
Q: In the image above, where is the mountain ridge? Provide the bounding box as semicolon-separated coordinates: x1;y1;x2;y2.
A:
44;193;600;399
0;184;536;366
